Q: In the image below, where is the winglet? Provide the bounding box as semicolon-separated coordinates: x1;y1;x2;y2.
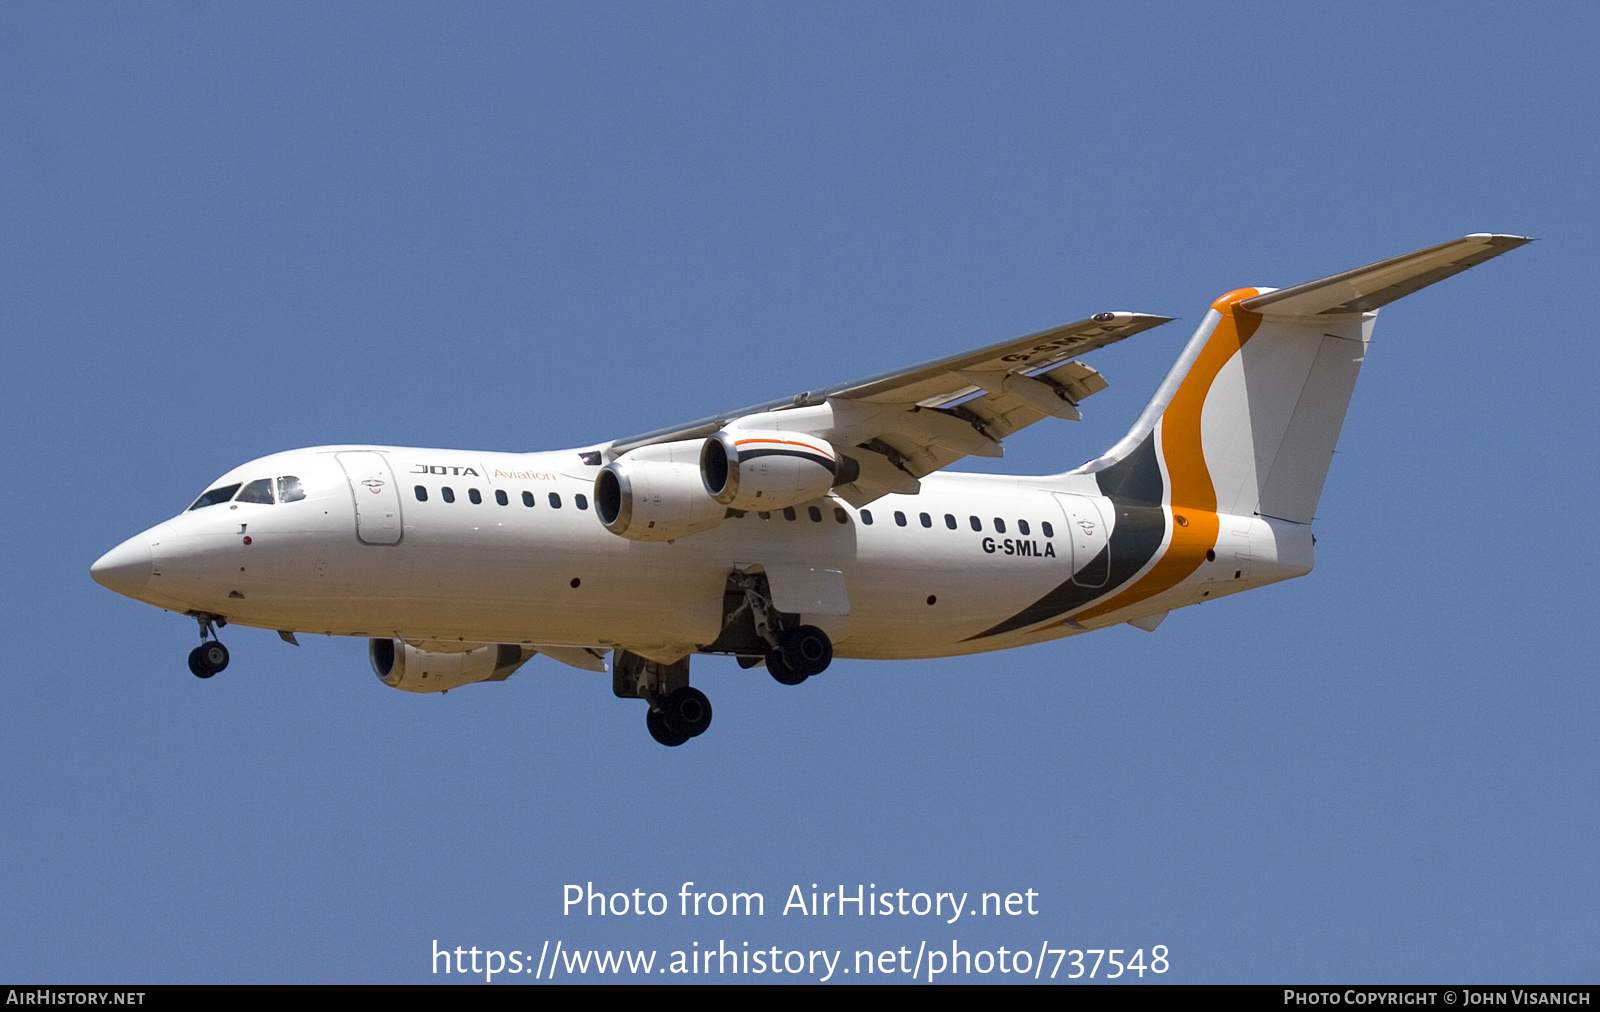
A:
1239;234;1532;317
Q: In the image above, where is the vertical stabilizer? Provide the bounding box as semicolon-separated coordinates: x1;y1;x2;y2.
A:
1077;235;1530;525
1191;297;1372;523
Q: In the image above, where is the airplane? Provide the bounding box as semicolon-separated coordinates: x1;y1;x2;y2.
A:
90;234;1530;746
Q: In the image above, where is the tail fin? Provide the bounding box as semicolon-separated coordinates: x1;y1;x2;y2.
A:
1080;234;1530;522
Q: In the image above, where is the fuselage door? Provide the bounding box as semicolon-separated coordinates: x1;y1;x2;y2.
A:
337;451;404;545
1052;493;1109;587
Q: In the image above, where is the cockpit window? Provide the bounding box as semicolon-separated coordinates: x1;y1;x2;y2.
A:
276;476;306;502
235;479;275;504
189;483;241;510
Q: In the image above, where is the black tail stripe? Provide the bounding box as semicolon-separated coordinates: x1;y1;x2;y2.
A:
963;433;1168;640
1093;428;1164;506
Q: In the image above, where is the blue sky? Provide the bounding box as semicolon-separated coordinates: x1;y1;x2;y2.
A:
2;2;1595;983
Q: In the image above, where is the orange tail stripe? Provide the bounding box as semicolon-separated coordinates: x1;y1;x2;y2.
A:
1071;291;1262;622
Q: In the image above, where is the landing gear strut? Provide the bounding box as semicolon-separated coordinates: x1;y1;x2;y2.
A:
614;651;714;747
726;572;833;685
186;612;229;679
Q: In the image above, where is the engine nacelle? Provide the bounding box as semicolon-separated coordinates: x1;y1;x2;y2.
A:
700;428;845;511
594;439;726;542
369;639;534;693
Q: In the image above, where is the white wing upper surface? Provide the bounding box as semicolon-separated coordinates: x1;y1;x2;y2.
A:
606;311;1172;505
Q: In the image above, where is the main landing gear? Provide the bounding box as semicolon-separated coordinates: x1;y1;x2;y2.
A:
614;652;714;747
646;687;713;747
615;570;838;746
186;611;230;679
727;572;833;685
766;626;832;685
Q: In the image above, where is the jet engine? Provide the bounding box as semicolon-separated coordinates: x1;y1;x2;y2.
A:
700;429;850;512
594;439;725;542
369;639;535;693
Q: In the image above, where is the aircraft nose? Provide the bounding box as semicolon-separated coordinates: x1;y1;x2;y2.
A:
90;533;153;598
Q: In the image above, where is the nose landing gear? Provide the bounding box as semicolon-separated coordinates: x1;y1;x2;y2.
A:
185;612;230;679
188;641;229;678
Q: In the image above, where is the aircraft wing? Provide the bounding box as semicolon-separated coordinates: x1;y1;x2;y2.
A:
607;311;1172;505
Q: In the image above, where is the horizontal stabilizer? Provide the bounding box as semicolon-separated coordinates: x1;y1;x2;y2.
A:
1240;234;1531;317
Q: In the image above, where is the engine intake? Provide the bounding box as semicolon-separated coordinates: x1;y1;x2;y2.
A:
595;440;725;542
700;429;842;511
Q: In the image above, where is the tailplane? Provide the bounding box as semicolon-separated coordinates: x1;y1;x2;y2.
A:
1079;234;1530;522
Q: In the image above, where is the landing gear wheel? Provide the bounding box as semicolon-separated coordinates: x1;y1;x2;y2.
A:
188;641;229;678
660;686;713;739
780;625;832;679
766;650;808;685
646;708;689;747
187;647;214;678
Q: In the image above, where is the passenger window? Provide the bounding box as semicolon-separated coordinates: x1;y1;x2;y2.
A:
188;484;241;510
834;507;848;524
920;512;932;528
576;494;589;511
468;488;482;504
414;486;428;502
1018;519;1030;535
522;491;535;507
495;489;508;506
235;478;275;504
276;476;306;502
894;511;907;527
969;516;982;531
945;513;957;530
1041;521;1054;538
442;487;455;503
994;518;1006;534
549;493;562;508
808;506;822;522
783;507;796;521
860;509;873;525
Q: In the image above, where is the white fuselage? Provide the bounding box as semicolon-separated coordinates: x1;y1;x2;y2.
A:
100;443;1313;662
